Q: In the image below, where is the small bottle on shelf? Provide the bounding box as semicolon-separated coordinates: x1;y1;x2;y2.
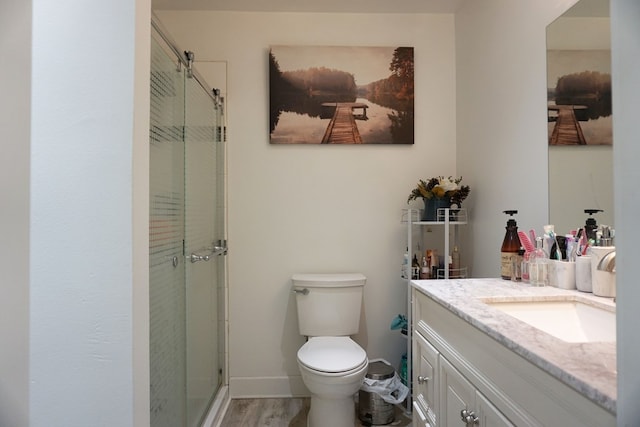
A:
412;254;421;279
402;247;410;279
451;246;460;271
420;255;430;279
430;249;439;279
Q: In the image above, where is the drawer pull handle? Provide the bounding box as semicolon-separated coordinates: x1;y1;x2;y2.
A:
460;409;479;426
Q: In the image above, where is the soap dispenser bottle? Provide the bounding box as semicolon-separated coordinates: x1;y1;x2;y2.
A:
501;210;522;280
584;209;603;242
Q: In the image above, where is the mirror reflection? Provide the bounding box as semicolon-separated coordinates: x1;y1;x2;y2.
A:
547;0;613;235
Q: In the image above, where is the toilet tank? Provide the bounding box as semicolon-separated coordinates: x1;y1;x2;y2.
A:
293;273;366;337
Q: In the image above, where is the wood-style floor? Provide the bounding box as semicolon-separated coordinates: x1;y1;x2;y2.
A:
219;398;412;427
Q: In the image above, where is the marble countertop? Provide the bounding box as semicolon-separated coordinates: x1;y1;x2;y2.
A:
411;278;617;414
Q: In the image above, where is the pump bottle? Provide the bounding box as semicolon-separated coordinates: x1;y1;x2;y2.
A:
584;209;603;242
501;210;521;280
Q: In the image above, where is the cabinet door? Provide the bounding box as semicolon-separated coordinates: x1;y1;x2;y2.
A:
476;392;514;427
440;356;515;427
439;356;475;427
414;331;439;425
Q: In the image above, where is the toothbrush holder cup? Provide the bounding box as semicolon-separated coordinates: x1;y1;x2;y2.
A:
589;246;616;298
575;255;592;293
548;259;576;290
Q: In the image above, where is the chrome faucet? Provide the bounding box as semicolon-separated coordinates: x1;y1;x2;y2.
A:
597;251;616;273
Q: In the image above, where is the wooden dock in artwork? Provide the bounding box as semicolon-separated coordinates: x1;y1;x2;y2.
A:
548;105;588;145
321;102;368;144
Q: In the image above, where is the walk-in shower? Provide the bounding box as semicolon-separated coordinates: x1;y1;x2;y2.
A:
149;17;227;427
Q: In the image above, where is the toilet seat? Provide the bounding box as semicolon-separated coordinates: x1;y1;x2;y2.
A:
298;336;367;374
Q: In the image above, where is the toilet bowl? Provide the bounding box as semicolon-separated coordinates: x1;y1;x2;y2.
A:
297;337;368;427
293;273;367;427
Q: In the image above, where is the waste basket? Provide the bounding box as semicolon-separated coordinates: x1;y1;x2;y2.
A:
358;360;396;425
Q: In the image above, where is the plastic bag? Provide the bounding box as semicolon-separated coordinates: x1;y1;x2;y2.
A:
361;370;409;405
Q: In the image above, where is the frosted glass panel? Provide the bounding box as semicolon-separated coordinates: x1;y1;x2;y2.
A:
184;73;222;427
149;37;186;427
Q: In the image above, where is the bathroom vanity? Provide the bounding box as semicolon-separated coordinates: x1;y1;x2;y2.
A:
410;278;616;427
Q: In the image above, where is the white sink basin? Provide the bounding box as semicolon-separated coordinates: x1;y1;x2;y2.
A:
483;298;616;343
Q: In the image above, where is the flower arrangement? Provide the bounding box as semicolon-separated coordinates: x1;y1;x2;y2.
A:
407;176;471;207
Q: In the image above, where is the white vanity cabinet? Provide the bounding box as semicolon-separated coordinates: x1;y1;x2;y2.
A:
411;286;616;427
413;330;514;427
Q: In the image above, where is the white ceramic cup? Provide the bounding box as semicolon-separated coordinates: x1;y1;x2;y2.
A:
575;255;592;293
588;246;616;298
548;259;576;290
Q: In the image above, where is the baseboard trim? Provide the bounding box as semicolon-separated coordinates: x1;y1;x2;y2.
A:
229;375;309;398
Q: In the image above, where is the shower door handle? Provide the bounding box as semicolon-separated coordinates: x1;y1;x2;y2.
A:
189;253;211;263
189;240;227;262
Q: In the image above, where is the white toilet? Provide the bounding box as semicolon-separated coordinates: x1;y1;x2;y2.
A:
293;273;368;427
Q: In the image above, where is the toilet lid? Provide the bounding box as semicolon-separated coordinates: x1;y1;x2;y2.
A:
297;337;367;373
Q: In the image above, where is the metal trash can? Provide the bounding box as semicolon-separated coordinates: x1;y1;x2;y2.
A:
358;360;395;425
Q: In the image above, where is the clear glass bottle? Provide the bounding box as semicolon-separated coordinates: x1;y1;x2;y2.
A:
511;247;524;282
529;237;548;286
521;250;531;283
420;255;430;279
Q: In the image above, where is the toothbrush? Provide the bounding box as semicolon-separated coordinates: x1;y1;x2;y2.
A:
566;234;577;262
552;233;561;260
543;225;561;260
529;229;537;244
575;228;585;256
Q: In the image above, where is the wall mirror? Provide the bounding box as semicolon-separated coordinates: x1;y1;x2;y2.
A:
546;0;612;235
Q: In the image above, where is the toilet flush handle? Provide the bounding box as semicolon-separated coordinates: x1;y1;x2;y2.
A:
293;288;309;295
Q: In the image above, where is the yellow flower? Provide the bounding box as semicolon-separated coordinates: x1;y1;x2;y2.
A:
432;187;446;198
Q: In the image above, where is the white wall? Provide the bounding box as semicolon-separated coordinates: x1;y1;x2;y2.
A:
156;10;457;396
455;0;576;278
0;0;31;425
9;0;151;425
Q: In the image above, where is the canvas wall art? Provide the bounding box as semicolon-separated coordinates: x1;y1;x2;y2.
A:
547;49;612;146
269;45;414;144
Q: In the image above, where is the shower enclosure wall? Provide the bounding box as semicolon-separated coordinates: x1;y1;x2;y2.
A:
149;20;227;427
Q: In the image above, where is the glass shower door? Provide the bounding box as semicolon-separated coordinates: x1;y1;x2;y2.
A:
150;29;226;427
183;69;225;427
149;36;187;427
